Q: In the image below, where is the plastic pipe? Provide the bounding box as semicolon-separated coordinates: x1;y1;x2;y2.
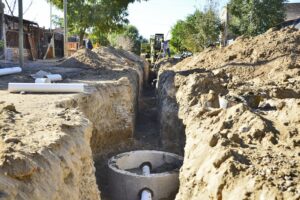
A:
0;67;22;76
141;164;152;200
35;78;51;83
142;165;151;176
8;83;85;93
46;74;62;82
219;95;228;109
141;189;152;200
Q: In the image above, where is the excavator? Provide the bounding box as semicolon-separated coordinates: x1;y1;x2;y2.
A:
150;33;164;63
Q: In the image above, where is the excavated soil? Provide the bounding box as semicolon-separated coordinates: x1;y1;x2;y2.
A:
157;28;300;200
1;27;299;200
0;46;150;200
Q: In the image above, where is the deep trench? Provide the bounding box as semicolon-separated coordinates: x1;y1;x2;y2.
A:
86;66;186;199
135;86;160;146
92;85;163;200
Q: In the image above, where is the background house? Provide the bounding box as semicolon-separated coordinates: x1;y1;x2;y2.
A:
0;3;64;62
3;14;65;61
285;3;300;20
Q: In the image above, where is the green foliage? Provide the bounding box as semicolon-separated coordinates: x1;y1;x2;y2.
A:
228;0;286;36
48;0;146;44
51;15;64;28
141;41;150;55
0;40;4;48
90;32;110;46
169;20;186;53
170;8;221;53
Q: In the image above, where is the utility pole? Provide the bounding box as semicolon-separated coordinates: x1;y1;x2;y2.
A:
63;0;68;58
50;2;52;30
18;0;24;67
0;0;3;40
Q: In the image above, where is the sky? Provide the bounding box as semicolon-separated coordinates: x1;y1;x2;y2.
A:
127;0;228;38
4;0;300;38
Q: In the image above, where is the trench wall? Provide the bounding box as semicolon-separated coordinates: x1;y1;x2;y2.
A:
0;50;147;200
0;114;100;200
74;76;139;155
157;69;300;200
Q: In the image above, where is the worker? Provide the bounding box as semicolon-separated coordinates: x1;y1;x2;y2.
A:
86;38;93;50
162;40;171;58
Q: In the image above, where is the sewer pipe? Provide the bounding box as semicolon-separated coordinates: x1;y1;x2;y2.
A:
142;164;151;176
0;67;22;76
141;164;152;200
141;189;152;200
8;83;85;93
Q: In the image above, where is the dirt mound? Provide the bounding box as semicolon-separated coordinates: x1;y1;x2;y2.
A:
60;46;148;89
174;28;300;80
60;46;142;70
157;27;300;200
171;28;300;98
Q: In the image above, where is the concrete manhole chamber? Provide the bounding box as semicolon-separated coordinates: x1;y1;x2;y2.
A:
108;150;183;200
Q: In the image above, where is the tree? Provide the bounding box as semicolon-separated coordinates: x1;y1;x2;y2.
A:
48;0;146;44
51;15;64;28
170;20;186;53
228;0;286;36
108;25;144;55
170;8;220;53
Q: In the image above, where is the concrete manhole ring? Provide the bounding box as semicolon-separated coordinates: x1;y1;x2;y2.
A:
108;150;183;200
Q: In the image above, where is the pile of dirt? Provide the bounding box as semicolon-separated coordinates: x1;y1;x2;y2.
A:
157;27;300;199
171;28;300;99
60;46;143;70
60;46;148;89
173;28;300;80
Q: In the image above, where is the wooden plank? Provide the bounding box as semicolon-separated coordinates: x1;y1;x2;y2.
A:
43;34;55;60
27;33;38;60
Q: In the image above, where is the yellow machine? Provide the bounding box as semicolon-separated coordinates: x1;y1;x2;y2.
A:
150;34;164;63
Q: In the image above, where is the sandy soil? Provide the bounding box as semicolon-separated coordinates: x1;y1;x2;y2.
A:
0;46;148;200
157;27;300;200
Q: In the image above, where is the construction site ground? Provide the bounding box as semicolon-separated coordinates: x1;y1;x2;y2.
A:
0;28;299;200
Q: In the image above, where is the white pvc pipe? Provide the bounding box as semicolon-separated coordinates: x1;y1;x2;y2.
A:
8;83;85;93
141;164;152;200
141;190;152;200
142;165;151;176
0;67;22;76
35;78;51;83
46;74;62;82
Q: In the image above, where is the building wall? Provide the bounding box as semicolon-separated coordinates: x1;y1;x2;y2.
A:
285;3;300;20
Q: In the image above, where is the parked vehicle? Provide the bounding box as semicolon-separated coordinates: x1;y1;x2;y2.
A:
173;51;193;60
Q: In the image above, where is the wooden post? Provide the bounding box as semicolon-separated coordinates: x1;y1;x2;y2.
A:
63;0;68;57
0;0;5;59
18;0;24;67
